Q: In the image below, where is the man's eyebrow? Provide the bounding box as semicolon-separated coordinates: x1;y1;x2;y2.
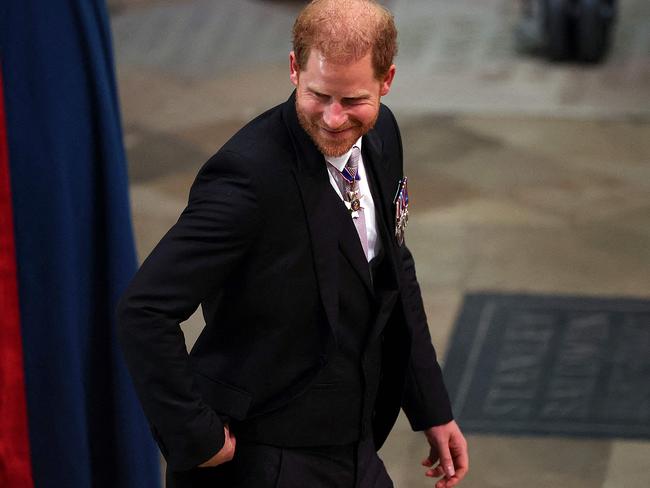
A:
307;87;328;96
343;94;371;100
306;87;371;100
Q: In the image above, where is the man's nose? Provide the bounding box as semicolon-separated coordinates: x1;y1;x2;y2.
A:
322;102;347;129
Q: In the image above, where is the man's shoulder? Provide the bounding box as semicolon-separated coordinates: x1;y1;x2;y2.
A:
218;100;294;168
376;103;400;134
191;99;294;196
371;103;402;159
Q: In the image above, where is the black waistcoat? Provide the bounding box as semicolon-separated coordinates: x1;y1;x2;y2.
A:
234;228;397;447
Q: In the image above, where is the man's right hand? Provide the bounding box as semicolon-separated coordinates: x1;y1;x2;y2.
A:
197;425;237;468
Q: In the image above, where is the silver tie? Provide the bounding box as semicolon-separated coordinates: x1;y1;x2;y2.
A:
329;146;369;260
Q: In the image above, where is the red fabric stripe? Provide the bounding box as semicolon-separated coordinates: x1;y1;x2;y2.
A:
0;66;34;487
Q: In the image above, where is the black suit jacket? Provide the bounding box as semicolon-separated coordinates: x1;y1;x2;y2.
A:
117;92;453;472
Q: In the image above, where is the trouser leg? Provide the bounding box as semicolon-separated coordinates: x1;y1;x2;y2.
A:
355;437;394;488
165;439;392;488
165;442;282;488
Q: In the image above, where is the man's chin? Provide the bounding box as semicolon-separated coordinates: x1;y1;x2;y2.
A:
311;131;361;157
317;142;355;157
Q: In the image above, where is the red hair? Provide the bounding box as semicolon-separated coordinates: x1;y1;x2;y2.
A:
292;0;398;80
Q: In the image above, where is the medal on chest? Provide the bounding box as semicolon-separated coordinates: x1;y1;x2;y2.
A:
393;177;409;246
343;190;363;218
342;167;363;218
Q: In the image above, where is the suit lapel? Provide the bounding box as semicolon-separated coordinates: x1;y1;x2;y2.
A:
292;166;340;333
283;94;373;335
363;129;404;344
362;129;401;287
362;129;393;238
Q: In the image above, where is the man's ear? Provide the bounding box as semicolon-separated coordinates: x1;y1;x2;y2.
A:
289;51;300;87
379;64;396;96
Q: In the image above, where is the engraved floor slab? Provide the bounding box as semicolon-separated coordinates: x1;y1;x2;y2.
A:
443;293;650;439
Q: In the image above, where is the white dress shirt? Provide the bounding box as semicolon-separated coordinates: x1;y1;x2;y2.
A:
325;137;381;262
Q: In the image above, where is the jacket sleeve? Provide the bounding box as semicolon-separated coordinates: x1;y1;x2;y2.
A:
117;150;261;471
382;106;454;429
399;244;454;430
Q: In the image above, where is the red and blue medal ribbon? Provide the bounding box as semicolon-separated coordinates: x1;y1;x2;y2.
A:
341;166;361;184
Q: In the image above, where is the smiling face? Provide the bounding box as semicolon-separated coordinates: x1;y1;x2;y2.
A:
290;49;395;157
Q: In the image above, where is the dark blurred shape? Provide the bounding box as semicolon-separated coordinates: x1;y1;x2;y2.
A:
516;0;618;63
0;0;161;487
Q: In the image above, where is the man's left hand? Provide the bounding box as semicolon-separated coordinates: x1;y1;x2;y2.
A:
421;420;468;488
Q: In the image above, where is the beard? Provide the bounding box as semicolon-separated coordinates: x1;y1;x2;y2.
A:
295;100;378;157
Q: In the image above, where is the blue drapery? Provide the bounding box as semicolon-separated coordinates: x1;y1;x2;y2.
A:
0;1;161;486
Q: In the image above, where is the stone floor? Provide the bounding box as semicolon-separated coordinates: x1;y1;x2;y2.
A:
110;0;650;486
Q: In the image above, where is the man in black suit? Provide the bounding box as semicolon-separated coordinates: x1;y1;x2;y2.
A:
117;1;468;487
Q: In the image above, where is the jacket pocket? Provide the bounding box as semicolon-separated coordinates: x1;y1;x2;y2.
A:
193;372;253;421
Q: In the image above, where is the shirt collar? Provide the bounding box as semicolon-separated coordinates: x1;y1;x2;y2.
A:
324;137;363;172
